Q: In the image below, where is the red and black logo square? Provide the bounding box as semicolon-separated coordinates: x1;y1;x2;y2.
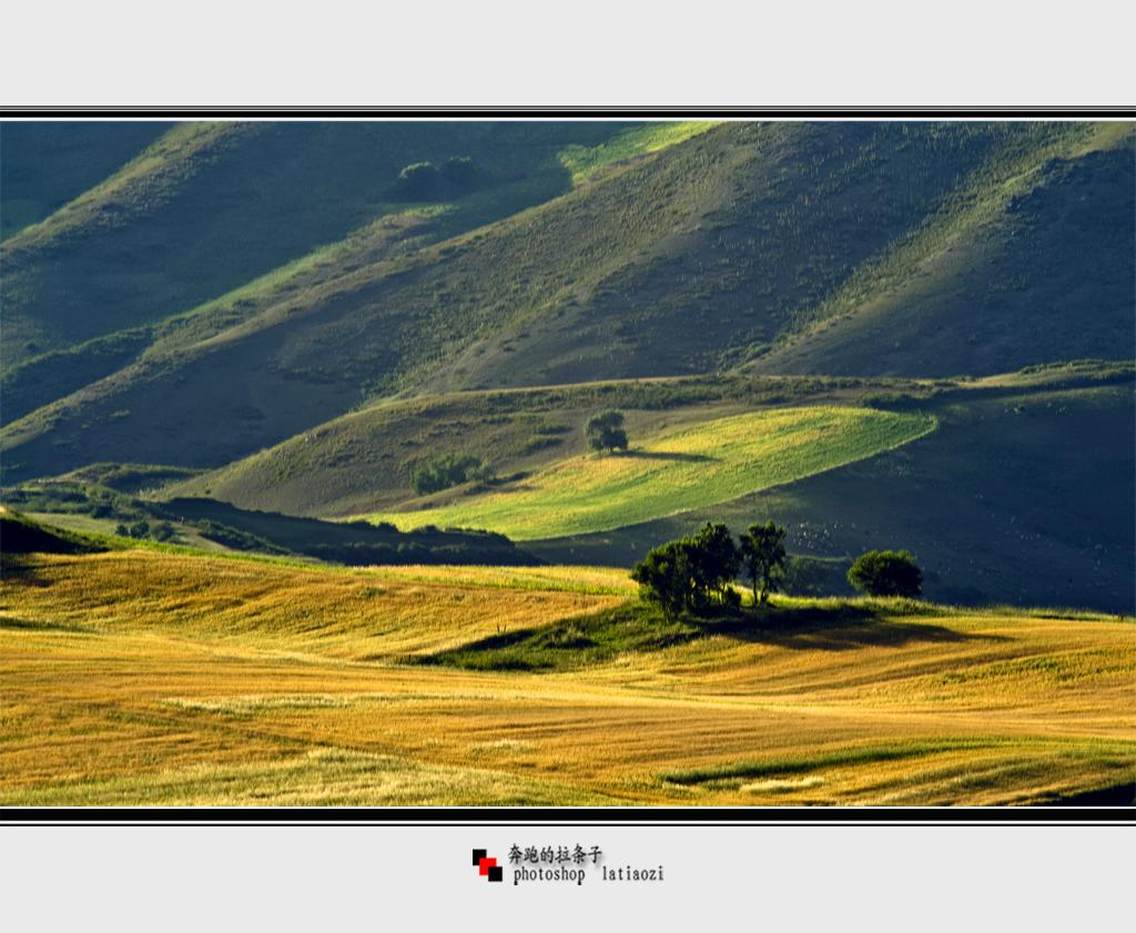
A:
472;849;503;882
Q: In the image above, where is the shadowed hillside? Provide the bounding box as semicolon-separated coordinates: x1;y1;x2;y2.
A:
1;121;644;366
2;120;675;422
0;122;171;240
751;129;1135;376
6;122;1132;483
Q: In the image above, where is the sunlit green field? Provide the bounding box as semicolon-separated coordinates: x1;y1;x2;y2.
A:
2;549;1132;806
559;121;719;183
367;407;936;540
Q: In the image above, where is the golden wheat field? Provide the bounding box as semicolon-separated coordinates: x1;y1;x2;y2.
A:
2;549;1133;806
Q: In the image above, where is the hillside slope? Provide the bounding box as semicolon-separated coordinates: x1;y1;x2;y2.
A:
152;363;1136;613
751;127;1135;376
0;121;646;367
367;407;935;540
529;366;1136;613
3;120;686;425
9;122;1131;482
0;122;170;240
164;374;905;516
3;550;1132;804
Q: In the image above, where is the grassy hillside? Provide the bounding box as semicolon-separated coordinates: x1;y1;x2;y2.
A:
155;362;1134;612
0;122;170;240
0;482;537;567
1;121;663;367
2;550;1131;805
2;120;703;425
750;123;1135;375
530;365;1136;613
367;407;935;540
165;373;913;516
8;122;1130;482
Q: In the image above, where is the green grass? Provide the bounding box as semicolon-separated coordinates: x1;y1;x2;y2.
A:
751;122;1135;376
558;121;719;183
526;376;1135;614
4;122;1130;486
162;372;903;517
421;601;698;671
0;122;169;240
368;406;936;540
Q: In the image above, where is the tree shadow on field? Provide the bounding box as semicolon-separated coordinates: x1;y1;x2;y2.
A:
618;450;718;463
693;603;1009;651
0;555;54;588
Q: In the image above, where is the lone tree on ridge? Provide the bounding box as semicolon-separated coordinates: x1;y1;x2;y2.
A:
585;410;629;453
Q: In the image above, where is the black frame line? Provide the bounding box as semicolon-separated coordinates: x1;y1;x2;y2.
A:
2;806;1134;824
1;106;1134;118
1;105;1132;825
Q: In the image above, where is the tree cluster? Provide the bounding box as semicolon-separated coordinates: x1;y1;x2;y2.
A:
739;520;787;605
410;453;492;495
632;522;924;618
631;521;789;620
114;519;175;542
392;156;479;200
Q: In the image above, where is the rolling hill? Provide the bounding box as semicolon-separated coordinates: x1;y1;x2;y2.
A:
2;119;1135;809
366;406;936;540
1;120;1133;617
163;373;915;516
1;121;653;366
528;365;1136;613
2;122;1131;485
152;362;1133;612
750;130;1135;376
2;547;1132;805
1;120;697;426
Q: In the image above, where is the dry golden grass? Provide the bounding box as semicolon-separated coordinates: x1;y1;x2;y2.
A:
2;550;1133;806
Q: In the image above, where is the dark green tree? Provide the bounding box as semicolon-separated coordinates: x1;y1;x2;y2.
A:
739;521;788;605
395;161;439;199
585;410;629;453
631;524;741;618
152;522;176;542
440;155;477;191
631;540;695;620
847;549;923;598
688;522;741;607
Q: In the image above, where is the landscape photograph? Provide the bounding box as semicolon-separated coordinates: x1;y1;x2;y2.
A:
1;117;1133;807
